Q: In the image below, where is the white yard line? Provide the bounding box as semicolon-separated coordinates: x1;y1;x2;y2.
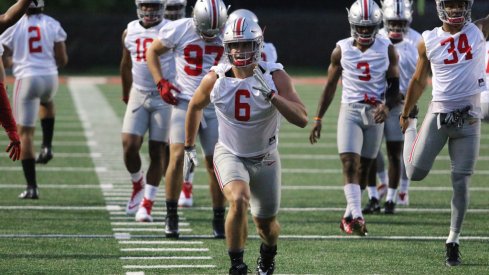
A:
0;167;106;172
119;241;203;245
121;256;211;260
123;265;215;269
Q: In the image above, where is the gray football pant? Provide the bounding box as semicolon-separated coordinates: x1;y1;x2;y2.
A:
403;106;480;233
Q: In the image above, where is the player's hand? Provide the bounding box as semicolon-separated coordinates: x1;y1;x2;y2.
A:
5;131;20;161
121;96;129;105
399;116;409;133
183;145;199;182
309;120;322;144
157;79;180;105
373;104;388;123
252;66;275;101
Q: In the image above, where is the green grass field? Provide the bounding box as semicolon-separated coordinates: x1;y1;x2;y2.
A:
1;77;488;274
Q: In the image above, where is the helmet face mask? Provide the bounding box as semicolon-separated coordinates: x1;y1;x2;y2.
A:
435;0;473;25
381;0;413;40
348;0;382;46
136;0;166;25
165;0;186;20
223;17;263;67
192;0;228;41
386;20;408;40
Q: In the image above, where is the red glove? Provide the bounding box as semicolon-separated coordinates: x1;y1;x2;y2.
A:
6;131;20;161
157;79;181;105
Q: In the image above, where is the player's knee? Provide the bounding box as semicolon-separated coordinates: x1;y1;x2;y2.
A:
229;193;249;214
408;167;429;181
341;156;359;177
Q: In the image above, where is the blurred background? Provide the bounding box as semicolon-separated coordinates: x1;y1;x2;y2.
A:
1;0;488;74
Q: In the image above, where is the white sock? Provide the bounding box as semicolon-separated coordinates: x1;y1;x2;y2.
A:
343;204;351;218
377;170;388;185
399;178;410;193
130;170;144;183
144;184;158;201
407;118;418;130
344;184;362;219
367;186;379;199
386;188;397;202
446;230;460;244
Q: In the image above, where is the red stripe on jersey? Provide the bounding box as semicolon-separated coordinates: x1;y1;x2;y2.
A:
211;0;218;30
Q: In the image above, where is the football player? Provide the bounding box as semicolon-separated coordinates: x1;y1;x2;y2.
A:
363;0;419;214
146;0;227;239
184;16;307;275
120;0;173;222
227;9;278;63
164;0;186;20
0;0;68;199
400;0;489;266
0;0;37;34
309;0;400;236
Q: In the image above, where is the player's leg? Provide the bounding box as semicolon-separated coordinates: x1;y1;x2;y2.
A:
445;118;480;266
36;75;59;164
121;88;148;215
214;143;251;273
199;105;226;238
375;150;388;200
398;157;410;205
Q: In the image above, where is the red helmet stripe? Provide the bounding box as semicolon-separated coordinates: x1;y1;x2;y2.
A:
235;18;244;36
363;0;369;20
211;0;218;29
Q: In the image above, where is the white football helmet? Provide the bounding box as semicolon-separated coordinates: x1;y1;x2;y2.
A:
192;0;228;40
135;0;166;24
435;0;473;25
347;0;383;46
381;0;413;40
27;0;44;8
228;9;259;24
223;17;263;67
165;0;186;20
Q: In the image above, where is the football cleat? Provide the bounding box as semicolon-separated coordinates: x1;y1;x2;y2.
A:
397;191;409;206
212;217;225;239
445;243;461;267
256;256;275;275
229;263;249;275
377;183;387;200
340;216;353;234
18;187;39;199
350;217;368;236
384;200;396;214
125;177;145;215
36;146;53;164
362;197;381;214
135;198;154;222
178;181;193;207
165;214;180;238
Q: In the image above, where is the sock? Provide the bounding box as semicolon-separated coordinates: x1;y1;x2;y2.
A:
377;170;388;185
344;184;362;219
386;188;397;202
367;186;379;200
446;230;460;244
229;249;244;267
259;243;277;270
144;184;158;201
213;207;225;220
130;171;144;184
343;204;351;218
40;118;55;148
166;200;178;216
399;178;410;193
21;159;37;188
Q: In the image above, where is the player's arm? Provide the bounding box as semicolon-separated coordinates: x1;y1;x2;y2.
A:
119;29;132;104
146;39;171;84
0;0;33;34
184;72;217;147
400;40;430;132
1;46;12;69
474;14;489;39
374;44;401;123
0;57;20;161
54;41;68;68
269;70;308;128
309;46;342;144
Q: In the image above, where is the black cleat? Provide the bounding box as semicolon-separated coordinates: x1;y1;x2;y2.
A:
165;214;179;238
36;146;53;164
384;200;396;214
256;255;276;275
362;197;381;214
445;243;462;267
18;187;39;199
212;217;225;239
408;105;419;119
229;263;248;275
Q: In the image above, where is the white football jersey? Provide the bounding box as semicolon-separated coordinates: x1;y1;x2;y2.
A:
486;41;489;77
210;61;283;157
0;14;66;78
158;18;224;101
378;27;421;48
261;42;278;63
423;23;486;102
125;20;175;91
0;44;3;56
338;37;390;103
394;40;417;94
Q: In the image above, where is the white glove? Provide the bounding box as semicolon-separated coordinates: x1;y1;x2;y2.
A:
253;67;275;101
183;146;199;182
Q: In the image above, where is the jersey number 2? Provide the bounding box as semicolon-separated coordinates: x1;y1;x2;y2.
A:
441;34;473;65
235;89;250;121
184;45;223;76
28;26;42;53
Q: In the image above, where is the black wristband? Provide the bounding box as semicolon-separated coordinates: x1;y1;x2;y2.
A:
184;145;195;150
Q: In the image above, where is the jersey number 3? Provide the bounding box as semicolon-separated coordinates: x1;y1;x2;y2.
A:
441;34;473;65
357;62;371;81
28;26;42;53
